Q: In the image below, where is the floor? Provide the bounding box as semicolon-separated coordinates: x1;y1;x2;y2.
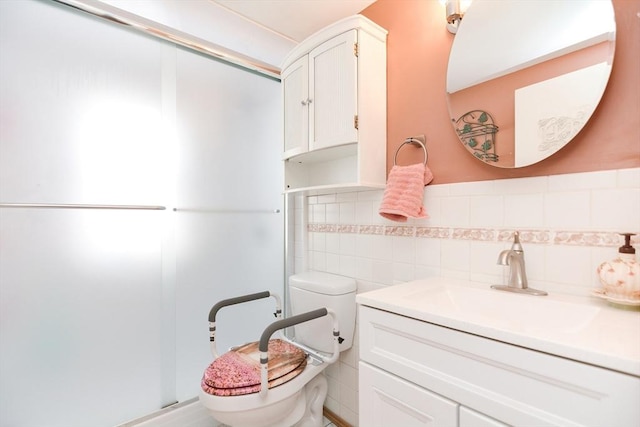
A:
323;416;337;427
221;418;335;427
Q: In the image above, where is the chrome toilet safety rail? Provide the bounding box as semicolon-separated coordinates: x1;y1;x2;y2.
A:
393;135;428;166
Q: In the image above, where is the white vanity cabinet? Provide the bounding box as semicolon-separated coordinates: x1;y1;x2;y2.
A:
358;305;640;427
360;361;507;427
359;362;459;426
281;15;387;193
459;407;509;427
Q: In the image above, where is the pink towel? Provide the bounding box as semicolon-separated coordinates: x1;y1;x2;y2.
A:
379;163;433;222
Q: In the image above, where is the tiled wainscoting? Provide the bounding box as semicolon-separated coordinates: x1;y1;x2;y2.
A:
291;167;640;426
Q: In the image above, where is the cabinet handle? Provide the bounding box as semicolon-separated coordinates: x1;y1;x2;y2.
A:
307;98;313;104
301;99;308;106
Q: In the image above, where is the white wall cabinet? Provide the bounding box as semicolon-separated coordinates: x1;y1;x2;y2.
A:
308;30;358;153
281;15;387;193
282;55;309;157
359;305;640;427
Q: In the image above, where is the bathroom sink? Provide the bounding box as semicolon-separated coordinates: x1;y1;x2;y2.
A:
356;277;640;376
400;283;600;335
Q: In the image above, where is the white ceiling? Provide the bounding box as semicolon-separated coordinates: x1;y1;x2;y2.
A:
211;0;377;42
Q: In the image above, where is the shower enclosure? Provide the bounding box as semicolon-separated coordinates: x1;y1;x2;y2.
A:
0;1;284;425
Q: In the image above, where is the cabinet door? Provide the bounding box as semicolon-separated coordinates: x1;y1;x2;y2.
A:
460;407;509;427
308;30;358;151
282;55;309;159
360;362;458;427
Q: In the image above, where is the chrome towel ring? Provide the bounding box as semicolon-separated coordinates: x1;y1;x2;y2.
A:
394;135;428;166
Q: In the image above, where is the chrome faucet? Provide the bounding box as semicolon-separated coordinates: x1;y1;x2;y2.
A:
491;232;547;296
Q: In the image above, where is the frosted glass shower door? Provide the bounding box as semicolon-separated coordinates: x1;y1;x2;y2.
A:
0;1;169;426
174;48;284;400
0;0;285;425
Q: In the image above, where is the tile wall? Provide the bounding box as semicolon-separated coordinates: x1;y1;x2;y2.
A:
291;167;640;426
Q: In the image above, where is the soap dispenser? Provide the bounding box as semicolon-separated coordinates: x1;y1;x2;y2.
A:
596;233;640;303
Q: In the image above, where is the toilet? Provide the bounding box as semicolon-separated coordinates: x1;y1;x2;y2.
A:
199;271;357;427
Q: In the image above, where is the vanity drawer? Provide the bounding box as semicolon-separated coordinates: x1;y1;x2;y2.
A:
359;361;458;427
359;306;640;427
459;407;508;427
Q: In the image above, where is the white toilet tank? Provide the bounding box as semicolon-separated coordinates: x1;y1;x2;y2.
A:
289;272;356;354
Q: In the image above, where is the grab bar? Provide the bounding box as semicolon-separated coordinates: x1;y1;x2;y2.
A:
0;203;166;210
258;308;340;396
207;291;282;358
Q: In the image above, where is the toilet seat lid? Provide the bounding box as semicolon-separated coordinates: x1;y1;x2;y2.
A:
201;339;307;396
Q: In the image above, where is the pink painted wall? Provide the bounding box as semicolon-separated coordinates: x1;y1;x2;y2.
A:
362;0;640;184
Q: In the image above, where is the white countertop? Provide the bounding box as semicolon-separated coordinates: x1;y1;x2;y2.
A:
356;277;640;377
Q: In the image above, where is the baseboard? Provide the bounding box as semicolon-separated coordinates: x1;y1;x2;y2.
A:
119;399;348;427
117;398;217;427
323;406;352;427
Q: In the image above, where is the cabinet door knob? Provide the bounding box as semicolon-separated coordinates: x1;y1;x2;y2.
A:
301;99;308;106
307;98;313;104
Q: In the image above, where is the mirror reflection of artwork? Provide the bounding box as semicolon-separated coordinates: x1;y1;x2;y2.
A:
454;110;499;163
514;62;612;167
537;113;587;152
446;0;616;168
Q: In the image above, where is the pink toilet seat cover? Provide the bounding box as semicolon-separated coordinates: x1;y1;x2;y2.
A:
201;339;307;396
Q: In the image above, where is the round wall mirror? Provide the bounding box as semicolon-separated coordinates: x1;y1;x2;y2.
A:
446;0;616;168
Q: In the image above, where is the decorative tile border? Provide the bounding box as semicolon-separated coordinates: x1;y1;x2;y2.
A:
338;225;358;234
416;227;450;239
554;231;627;247
359;225;385;235
307;223;638;247
498;229;551;244
385;226;415;237
453;228;496;241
